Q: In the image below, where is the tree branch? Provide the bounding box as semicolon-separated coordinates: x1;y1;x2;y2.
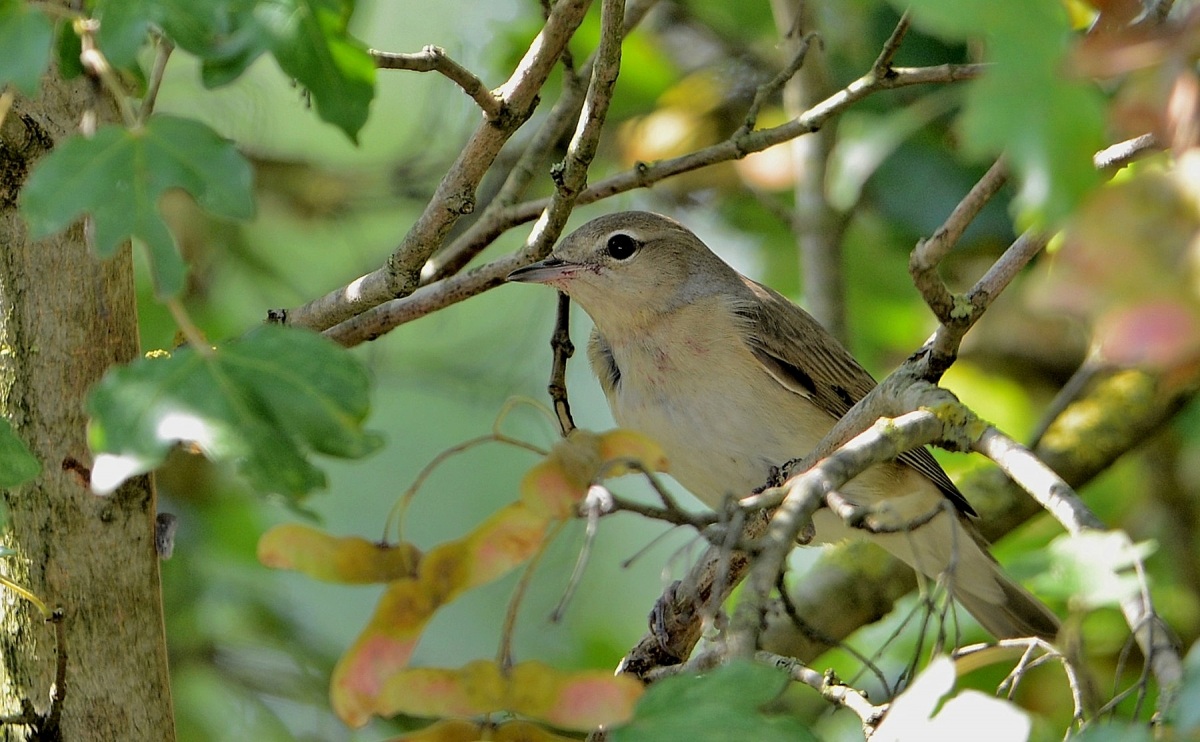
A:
277;0;594;332
371;46;503;119
326;62;985;346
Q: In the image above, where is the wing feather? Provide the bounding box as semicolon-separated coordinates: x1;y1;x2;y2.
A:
732;277;975;516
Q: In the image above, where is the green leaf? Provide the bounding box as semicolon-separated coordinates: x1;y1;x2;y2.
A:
888;0;1105;224
0;418;41;488
1070;723;1152;742
87;325;383;499
1169;641;1200;734
610;661;816;742
158;0;270;88
0;0;54;96
94;0;158;68
254;0;375;141
20;115;254;297
56;19;85;80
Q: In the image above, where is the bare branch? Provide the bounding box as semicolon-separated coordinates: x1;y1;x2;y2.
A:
871;11;911;74
278;0;594;332
326;62;985;346
925;230;1051;378
728;410;947;657
973;426;1184;709
371;46;503;119
909;159;1008;321
1093;133;1161;170
419;0;662;284
758;651;887;730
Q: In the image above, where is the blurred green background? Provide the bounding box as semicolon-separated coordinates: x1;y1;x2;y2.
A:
138;0;1200;739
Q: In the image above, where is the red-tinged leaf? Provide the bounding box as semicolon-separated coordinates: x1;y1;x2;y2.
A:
383;719;578;742
382;719;483;742
375;661;642;732
1097;301;1200;371
378;661;502;719
520;431;604;518
454;502;549;592
258;524;419;583
332;580;436;727
507;661;643;731
521;429;667;518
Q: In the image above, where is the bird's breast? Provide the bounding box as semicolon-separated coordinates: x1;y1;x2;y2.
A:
597;307;831;509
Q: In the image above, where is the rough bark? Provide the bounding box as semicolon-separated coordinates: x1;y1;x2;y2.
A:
0;75;175;740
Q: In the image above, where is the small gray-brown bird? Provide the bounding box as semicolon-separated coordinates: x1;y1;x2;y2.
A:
507;211;1059;641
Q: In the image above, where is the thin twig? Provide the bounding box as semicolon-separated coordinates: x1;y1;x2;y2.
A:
908;158;1008;322
325;62;985;346
138;35;174;124
549;292;576;435
737;31;820;136
759;651;888;730
77;20;138;128
371;46;503;119
871;11;911;74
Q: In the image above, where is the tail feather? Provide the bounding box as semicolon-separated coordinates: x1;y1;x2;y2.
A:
812;508;1060;641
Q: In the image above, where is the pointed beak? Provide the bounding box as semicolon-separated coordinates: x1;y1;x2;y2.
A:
506;257;578;285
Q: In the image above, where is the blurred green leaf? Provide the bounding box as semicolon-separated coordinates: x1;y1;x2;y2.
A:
890;0;1105;224
609;661;816;742
93;0;373;140
254;0;375;142
1071;722;1152;742
1031;531;1156;610
20;115;254;297
0;418;41;488
94;0;159;68
0;0;53;96
55;19;84;79
87;325;382;499
1170;640;1200;734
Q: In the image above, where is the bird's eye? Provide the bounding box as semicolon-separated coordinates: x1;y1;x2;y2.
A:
606;233;640;260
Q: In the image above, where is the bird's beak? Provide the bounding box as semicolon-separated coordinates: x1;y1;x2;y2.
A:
506;256;578;285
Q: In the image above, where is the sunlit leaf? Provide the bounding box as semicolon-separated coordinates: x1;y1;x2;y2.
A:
257;524;419;583
610;661;815;742
20;115;255;297
331;503;548;726
0;418;40;488
0;0;53;96
874;657;1030;742
1031;531;1156;610
86;324;381;498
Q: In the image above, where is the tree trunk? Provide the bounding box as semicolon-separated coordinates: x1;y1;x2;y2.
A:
0;70;176;741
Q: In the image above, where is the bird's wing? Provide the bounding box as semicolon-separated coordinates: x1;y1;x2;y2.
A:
732;277;975;516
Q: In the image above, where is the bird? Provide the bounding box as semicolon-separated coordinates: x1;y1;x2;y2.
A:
506;210;1060;641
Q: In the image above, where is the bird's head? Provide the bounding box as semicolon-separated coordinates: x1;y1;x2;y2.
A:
507;211;740;333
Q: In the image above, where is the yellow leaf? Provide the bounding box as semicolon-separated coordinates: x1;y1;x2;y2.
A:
258;524;419;583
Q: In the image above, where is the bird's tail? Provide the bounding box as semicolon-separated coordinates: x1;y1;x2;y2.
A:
814;508;1060;641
